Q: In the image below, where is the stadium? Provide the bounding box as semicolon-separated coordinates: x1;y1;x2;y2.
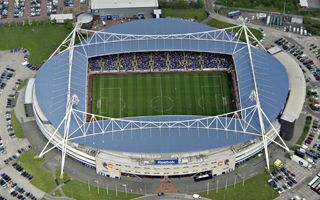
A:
33;18;291;179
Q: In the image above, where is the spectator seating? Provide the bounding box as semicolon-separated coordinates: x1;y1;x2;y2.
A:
88;51;233;72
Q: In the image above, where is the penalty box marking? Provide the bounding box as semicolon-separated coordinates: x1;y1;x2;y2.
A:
99;87;122;116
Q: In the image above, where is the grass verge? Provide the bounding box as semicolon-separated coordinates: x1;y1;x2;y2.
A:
10;111;24;138
62;180;142;200
0;24;70;67
53;189;62;197
200;173;279;200
17;150;57;193
296;116;312;145
17;79;28;91
304;17;320;36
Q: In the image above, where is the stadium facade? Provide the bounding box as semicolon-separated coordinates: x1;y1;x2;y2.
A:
34;18;292;179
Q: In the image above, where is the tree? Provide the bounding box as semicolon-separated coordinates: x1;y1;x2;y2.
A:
45;18;51;25
173;0;188;9
31;19;36;26
64;19;73;30
194;0;204;8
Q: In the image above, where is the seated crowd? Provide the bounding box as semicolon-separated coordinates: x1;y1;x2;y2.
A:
88;51;233;72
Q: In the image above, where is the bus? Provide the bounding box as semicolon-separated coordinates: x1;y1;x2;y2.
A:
227;10;241;18
308;176;319;187
311;178;320;189
193;173;213;182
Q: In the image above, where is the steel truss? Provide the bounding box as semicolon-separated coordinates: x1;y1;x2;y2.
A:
39;21;289;179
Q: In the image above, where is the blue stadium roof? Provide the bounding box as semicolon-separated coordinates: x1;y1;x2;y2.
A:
35;18;289;153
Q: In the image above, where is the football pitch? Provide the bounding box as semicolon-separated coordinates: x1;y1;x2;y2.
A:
91;72;233;118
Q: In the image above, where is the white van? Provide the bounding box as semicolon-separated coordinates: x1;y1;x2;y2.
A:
193;194;201;199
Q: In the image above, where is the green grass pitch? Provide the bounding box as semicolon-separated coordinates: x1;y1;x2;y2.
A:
91;72;233;118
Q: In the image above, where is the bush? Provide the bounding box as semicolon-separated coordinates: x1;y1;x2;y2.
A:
64;19;73;30
46;18;51;25
31;19;36;26
296;116;312;145
304;17;320;36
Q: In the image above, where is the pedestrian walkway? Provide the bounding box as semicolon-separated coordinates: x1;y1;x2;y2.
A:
155;177;177;194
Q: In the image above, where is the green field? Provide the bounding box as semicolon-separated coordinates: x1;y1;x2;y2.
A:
0;24;69;67
160;0;208;21
62;180;142;200
92;72;233;118
200;173;279;200
162;8;208;21
17;150;57;193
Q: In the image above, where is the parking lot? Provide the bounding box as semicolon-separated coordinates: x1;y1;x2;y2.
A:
278;167;320;200
268;163;302;195
0;0;83;24
0;50;40;199
274;37;320;82
267;159;320;200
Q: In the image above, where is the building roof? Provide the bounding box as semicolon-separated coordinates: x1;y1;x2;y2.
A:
291;16;304;24
25;78;35;104
274;52;306;122
50;14;73;22
35;18;289;153
268;46;282;55
90;0;158;10
77;13;93;24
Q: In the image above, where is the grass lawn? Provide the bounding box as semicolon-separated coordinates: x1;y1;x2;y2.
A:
296;116;312;145
17;150;57;193
0;24;70;67
62;180;142;200
10;111;24;138
162;8;208;21
92;72;233;118
53;189;62;197
206;19;263;42
200;173;279;200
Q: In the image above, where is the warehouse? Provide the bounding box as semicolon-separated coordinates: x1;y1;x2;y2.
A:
90;0;159;19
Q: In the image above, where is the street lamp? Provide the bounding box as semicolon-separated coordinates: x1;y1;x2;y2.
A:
122;184;127;197
87;179;90;192
94;180;99;194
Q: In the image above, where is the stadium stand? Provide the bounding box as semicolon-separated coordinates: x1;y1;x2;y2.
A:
88;51;234;72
